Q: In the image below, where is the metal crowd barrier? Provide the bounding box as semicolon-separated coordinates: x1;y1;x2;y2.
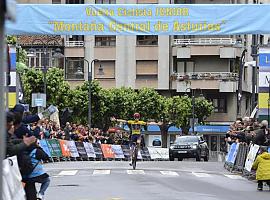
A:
224;143;270;180
38;139;169;162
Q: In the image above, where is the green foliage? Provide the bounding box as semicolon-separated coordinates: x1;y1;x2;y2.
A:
6;36;16;45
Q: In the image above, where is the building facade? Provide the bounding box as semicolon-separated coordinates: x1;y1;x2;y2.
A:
17;0;270;151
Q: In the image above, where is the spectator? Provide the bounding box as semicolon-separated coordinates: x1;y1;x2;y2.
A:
64;122;72;140
252;146;270;191
254;120;270;146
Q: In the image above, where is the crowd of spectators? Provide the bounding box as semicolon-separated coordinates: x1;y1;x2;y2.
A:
30;119;131;145
225;117;270;147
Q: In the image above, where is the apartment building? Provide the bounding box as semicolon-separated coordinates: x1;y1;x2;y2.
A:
17;0;269;150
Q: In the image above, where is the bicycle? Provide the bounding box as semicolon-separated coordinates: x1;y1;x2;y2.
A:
131;138;141;170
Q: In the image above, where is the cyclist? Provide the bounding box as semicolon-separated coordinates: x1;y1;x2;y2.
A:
111;113;158;165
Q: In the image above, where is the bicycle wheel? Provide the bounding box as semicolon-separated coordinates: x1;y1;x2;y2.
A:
132;147;138;170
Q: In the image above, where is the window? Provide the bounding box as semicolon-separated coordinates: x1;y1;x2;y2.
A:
68;35;84;41
137;35;158;46
243;66;247;81
95;36;116;47
66;0;84;4
136;60;158;79
212;98;227;113
95;61;115;79
95;0;116;3
65;58;85;80
173;59;194;73
52;0;61;4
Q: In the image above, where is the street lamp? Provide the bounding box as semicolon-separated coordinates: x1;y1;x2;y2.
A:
185;88;203;135
237;49;247;118
66;58;104;129
26;38;64;102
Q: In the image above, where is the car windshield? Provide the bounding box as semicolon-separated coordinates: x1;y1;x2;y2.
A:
175;136;198;144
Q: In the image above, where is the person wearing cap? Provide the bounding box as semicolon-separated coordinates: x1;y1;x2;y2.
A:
252;146;270;191
6;111;36;157
12;104;42;139
254;120;270;146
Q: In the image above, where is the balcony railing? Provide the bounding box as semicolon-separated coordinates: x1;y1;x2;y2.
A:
173;38;239;46
172;72;238;81
65;41;84;47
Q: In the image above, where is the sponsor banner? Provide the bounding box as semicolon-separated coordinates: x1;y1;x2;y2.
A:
39;139;51;157
225;143;239;164
147;147;161;159
101;144;115;159
258;93;270;109
59;140;71;157
46;139;63;158
92;143;104;159
121;145;131;159
83;142;96;158
244;144;260;172
6;4;270;35
67;141;80;158
141;147;151;160
155;148;169;160
111;145;125;159
75;142;88;159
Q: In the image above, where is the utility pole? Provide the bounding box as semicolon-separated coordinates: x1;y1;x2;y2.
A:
0;1;6;200
251;34;258;112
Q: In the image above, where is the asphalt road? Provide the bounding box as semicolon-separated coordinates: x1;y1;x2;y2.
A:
42;161;269;200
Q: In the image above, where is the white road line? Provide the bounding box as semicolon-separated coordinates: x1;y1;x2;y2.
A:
160;171;179;176
224;174;245;180
127;170;145;175
58;170;78;176
93;170;111;175
192;172;211;177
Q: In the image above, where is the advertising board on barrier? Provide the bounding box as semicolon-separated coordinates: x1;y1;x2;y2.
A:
67;141;80;158
111;145;125;159
121;145;131;159
244;144;260;172
147;147;160;160
141;147;151;161
59;140;71;158
101;144;115;159
47;139;62;158
83;142;96;158
75;142;88;159
92;143;103;159
225;143;239;164
39;139;51;157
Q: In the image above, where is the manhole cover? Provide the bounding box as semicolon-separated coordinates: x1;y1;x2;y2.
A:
56;184;79;187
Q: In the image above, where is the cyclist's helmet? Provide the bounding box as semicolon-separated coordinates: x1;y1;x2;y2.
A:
133;113;140;119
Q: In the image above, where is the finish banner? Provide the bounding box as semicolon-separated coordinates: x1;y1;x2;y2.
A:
5;4;270;35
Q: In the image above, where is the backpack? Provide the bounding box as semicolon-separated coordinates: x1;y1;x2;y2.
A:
17;150;39;177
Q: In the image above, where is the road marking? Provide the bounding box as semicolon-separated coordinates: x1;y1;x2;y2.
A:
58;170;78;176
127;170;145;175
192;172;211;177
93;170;111;175
160;171;179;176
224;174;245;180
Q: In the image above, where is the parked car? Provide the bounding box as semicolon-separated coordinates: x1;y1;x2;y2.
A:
169;135;209;161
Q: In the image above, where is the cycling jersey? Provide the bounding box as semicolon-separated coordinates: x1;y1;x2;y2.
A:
127;120;146;135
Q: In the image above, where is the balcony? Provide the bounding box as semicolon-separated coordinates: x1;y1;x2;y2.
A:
172;72;238;81
173;38;238;46
65;41;84;47
64;41;85;57
171;72;238;92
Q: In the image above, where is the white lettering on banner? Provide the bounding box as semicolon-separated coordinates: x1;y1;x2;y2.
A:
244;144;260;172
67;141;79;158
83;142;96;158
